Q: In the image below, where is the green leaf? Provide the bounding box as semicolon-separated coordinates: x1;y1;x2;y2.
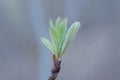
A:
60;22;80;57
49;19;59;55
40;37;53;53
57;18;67;38
56;18;67;57
55;16;61;28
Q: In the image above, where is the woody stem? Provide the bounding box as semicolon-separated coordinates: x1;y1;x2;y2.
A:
48;55;61;80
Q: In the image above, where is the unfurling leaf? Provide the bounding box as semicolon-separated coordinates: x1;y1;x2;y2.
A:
41;37;53;53
60;22;80;57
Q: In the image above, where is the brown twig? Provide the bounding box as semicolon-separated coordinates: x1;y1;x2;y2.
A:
48;55;61;80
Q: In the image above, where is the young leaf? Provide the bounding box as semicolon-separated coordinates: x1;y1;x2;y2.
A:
41;37;53;53
55;16;61;28
49;20;59;54
57;18;67;57
60;22;80;57
57;18;67;39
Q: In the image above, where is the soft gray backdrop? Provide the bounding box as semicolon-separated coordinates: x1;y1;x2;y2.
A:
0;0;120;80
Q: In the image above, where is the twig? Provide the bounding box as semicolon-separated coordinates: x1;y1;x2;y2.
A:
48;55;61;80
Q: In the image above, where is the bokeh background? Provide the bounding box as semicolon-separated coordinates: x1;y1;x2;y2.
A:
0;0;120;80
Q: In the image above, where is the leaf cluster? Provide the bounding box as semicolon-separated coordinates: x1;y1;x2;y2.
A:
41;17;80;58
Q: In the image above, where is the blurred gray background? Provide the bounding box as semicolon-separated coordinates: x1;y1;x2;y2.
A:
0;0;120;80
